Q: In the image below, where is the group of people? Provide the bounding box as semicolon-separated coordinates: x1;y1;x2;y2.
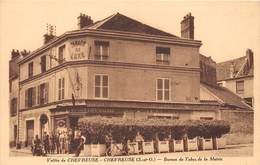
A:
31;129;85;156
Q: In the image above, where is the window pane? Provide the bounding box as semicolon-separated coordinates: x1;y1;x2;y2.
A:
164;79;169;89
157;90;163;100
164;90;170;100
103;46;108;56
103;76;108;86
95;87;100;97
163;54;169;61
103;87;108;98
62;89;64;99
95;45;101;56
62;78;65;88
156;54;161;61
59;79;61;88
95;75;101;86
157;79;163;89
58;90;61;100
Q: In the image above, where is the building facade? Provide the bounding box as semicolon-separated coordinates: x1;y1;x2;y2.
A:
10;13;223;147
216;49;254;107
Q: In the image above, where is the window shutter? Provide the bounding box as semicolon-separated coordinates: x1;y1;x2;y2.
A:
25;89;28;108
37;85;40;105
45;82;49;103
32;87;36;106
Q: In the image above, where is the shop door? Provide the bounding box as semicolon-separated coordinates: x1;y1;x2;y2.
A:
26;120;34;146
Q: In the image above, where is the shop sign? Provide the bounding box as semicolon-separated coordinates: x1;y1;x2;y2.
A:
67;108;119;114
70;39;88;60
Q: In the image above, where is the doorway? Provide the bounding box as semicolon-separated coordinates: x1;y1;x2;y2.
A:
26;120;34;146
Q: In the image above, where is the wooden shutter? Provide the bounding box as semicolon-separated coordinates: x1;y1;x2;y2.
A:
37;85;40;105
45;82;49;103
32;87;36;106
25;89;28;108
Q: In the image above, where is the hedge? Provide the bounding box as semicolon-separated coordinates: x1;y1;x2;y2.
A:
78;117;230;143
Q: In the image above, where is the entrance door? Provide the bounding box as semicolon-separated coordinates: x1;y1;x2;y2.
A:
26;120;34;146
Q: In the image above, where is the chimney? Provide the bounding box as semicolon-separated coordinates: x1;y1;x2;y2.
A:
181;13;194;40
246;49;254;68
44;24;56;44
77;13;93;29
11;49;20;59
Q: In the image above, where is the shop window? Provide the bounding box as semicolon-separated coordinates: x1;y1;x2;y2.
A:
236;80;244;94
95;75;108;98
28;62;34;78
156;78;170;101
94;41;109;60
156;47;170;64
58;78;65;100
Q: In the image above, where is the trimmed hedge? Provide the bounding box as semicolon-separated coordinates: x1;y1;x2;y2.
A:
78;117;230;143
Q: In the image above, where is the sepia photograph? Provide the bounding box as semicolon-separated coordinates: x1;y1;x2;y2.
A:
0;0;259;164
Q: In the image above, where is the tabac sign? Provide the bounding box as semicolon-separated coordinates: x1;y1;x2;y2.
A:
69;39;89;61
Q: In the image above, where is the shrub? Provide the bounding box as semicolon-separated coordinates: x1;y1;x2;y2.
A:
78;117;230;143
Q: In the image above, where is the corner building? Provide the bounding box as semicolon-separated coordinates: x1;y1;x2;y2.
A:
17;13;220;145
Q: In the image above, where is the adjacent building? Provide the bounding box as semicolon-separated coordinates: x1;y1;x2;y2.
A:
216;49;254;107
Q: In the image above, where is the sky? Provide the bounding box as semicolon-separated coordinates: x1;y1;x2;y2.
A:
0;0;259;63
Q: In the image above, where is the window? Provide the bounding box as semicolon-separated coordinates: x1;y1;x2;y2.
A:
40;55;47;73
58;45;66;64
236;80;244;94
28;62;34;78
156;78;170;101
94;41;109;60
10;98;17;116
25;87;36;108
156;47;170;64
58;78;65;100
37;83;49;105
95;75;108;98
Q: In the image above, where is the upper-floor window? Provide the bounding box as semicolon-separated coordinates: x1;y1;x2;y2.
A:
94;41;109;60
40;55;47;73
28;62;34;78
58;78;65;100
156;78;170;101
37;83;49;105
58;45;66;64
10;98;17;116
236;80;244;94
25;87;36;108
156;47;170;64
95;75;108;98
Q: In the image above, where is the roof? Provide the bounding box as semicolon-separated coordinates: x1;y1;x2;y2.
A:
200;82;252;111
216;55;254;81
86;12;178;37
